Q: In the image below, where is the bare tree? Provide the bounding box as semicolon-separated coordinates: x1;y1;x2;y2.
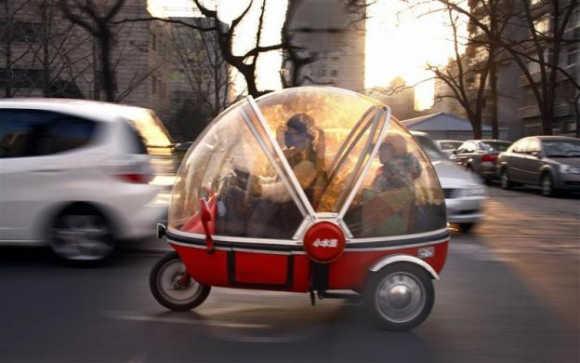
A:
428;5;491;138
167;18;231;116
33;0;93;97
0;0;40;97
435;0;580;135
58;0;128;101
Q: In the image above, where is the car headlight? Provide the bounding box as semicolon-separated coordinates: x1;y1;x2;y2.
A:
458;186;486;197
559;164;580;174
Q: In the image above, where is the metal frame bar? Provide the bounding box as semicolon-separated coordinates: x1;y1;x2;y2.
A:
238;99;310;219
327;106;378;176
246;96;317;218
338;107;392;219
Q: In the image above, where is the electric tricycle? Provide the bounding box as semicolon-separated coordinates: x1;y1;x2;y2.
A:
151;86;449;331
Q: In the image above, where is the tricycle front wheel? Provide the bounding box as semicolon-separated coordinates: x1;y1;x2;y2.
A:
365;263;434;331
149;252;211;311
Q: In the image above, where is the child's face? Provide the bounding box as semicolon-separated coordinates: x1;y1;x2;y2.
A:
285;128;311;150
379;139;407;164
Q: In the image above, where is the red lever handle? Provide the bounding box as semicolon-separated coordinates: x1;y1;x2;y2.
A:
200;199;214;254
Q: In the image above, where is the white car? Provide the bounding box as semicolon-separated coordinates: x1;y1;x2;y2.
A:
0;98;169;261
435;139;463;159
413;132;486;233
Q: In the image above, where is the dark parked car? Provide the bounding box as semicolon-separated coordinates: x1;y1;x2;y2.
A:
453;139;512;182
497;136;580;196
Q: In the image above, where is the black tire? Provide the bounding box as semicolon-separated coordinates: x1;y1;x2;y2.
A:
500;168;512;190
540;173;556;197
49;204;116;263
150;252;211;311
458;223;476;233
365;263;434;331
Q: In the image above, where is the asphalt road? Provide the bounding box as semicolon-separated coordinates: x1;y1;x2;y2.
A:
0;186;578;363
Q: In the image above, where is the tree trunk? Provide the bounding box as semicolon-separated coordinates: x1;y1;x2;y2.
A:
542;102;554;135
3;1;13;98
243;67;259;98
41;0;51;96
575;93;580;138
99;26;116;102
488;49;499;139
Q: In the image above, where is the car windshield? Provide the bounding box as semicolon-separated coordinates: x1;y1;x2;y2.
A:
481;141;510;152
415;135;446;161
542;139;580;157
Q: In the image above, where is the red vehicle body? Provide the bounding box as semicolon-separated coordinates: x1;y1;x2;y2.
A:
151;87;449;331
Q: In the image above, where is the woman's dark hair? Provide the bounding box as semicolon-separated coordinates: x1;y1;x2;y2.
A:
286;114;314;139
285;113;317;164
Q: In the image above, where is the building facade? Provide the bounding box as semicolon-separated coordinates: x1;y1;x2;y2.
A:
285;0;366;91
0;0;172;119
433;0;579;139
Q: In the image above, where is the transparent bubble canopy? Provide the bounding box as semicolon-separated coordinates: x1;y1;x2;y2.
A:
169;87;446;241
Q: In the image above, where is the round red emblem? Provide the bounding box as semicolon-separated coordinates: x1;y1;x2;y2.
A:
303;221;346;263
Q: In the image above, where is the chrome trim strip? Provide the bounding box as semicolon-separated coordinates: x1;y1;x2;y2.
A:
349;227;449;244
345;238;448;252
369;254;440;280
328;106;377;175
167;227;299;246
246;96;317;218
168;237;447;256
167;227;448;247
338;107;392;219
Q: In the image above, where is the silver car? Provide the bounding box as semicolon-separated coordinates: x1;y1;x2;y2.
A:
413;132;486;233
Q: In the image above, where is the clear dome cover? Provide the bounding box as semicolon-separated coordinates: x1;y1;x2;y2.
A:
169;87;446;241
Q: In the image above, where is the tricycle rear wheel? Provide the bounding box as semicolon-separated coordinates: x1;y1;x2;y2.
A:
365;263;434;331
150;252;211;311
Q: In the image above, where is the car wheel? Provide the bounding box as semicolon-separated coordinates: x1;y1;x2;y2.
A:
150;252;211;311
500;168;512;190
49;205;115;262
458;223;476;233
540;173;556;197
365;263;434;331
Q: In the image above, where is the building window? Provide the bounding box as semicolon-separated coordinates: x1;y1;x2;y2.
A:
0;68;43;88
151;33;157;51
330;70;338;77
0;22;41;43
151;76;157;94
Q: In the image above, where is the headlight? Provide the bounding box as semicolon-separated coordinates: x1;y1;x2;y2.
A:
458;186;486;197
559;164;580;174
